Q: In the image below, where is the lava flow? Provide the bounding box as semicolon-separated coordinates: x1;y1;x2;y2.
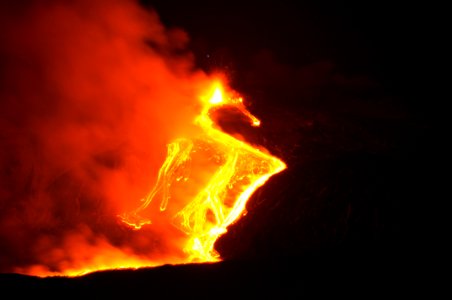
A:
120;80;286;262
0;0;285;277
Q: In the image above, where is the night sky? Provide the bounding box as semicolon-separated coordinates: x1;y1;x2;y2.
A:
1;0;435;296
143;0;433;259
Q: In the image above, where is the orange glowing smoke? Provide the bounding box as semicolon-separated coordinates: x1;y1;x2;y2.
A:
120;80;286;262
0;0;285;277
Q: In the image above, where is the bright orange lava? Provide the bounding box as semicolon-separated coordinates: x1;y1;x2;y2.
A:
121;79;286;262
21;79;286;278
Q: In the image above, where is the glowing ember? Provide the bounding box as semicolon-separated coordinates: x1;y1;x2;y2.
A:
120;79;286;262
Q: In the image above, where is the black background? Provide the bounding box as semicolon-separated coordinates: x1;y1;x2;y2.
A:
2;0;437;296
142;0;434;260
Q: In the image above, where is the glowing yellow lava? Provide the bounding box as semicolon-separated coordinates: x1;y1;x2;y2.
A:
121;79;286;261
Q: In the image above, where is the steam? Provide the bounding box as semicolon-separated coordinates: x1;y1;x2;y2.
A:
0;0;208;274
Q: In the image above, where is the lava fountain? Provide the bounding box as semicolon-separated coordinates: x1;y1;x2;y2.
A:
120;80;286;262
0;0;285;277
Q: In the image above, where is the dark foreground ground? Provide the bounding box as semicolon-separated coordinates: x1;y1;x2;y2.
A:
0;252;420;298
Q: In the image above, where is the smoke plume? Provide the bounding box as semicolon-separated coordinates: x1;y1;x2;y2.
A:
0;0;211;274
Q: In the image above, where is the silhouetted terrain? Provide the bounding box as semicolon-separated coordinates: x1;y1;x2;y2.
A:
1;251;414;297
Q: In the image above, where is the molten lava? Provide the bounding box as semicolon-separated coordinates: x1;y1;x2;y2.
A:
0;0;286;277
10;78;285;278
120;79;286;262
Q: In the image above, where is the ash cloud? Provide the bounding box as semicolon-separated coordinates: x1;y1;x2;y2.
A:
0;0;208;274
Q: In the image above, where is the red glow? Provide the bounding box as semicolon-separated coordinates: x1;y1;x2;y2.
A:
0;0;285;277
